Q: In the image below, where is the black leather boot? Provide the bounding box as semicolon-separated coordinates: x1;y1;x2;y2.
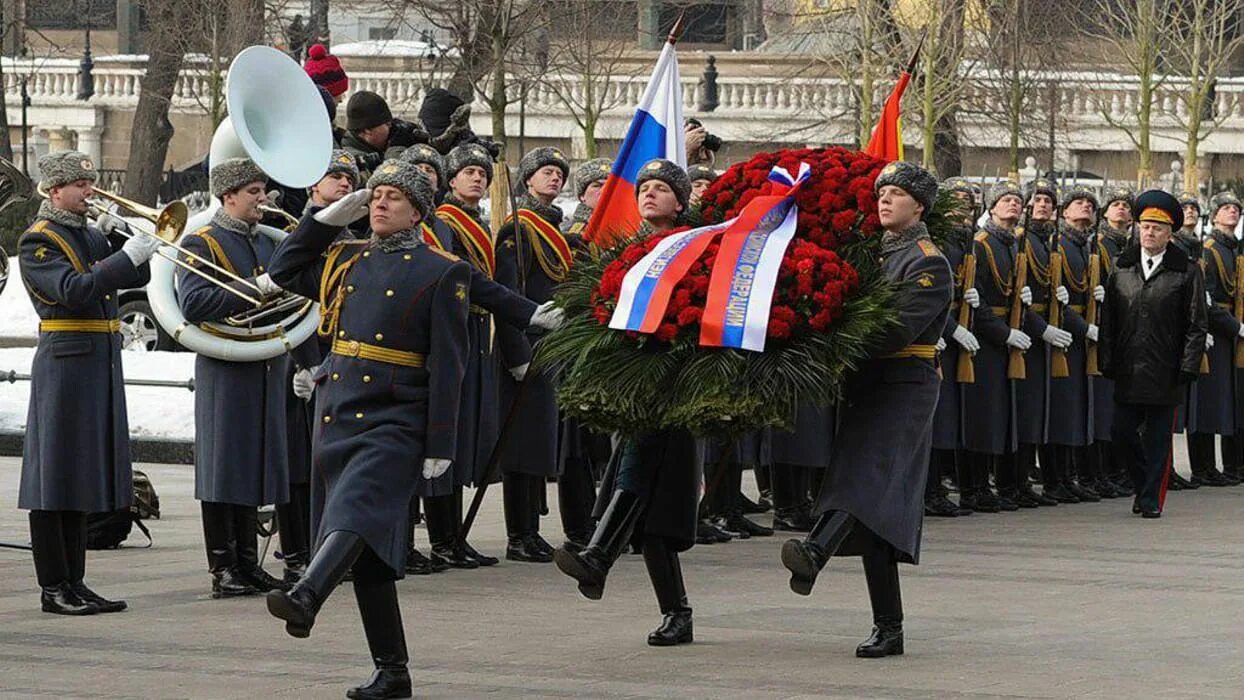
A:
643;536;693;646
553;489;643;600
771;463;815;531
41;582;98;615
59;511;125;612
780;510;856;596
277;484;311;583
267;530;364;638
425;494;478;569
857;548;904;658
959;453;1001;512
503;474;552;562
559;455;598;552
202;502;258;598
526;475;556;556
347;580;412;700
234;505;290;592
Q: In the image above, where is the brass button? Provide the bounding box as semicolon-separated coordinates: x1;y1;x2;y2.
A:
385;289;394;297
346;284;355;293
105;294;112;300
362;251;370;258
338;330;346;338
374;333;384;341
403;254;412;260
362;375;372;383
355;412;364;419
331;372;340;381
322;415;332;423
346;340;361;355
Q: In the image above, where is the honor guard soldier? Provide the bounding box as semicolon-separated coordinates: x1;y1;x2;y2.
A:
564;158;611;235
961;181;1031;512
1169;192;1205;490
926;177;979;517
266;160;471;700
780;161;952;658
1088;187;1137;498
1008;179;1066;508
17;150;159;615
687;163;718;208
179;158;291;598
429;143;565;568
495;147;574;562
282;150;362;582
1189;191;1244;486
1099;190;1207;518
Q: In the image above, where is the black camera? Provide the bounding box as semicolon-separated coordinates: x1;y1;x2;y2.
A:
686;118;722;152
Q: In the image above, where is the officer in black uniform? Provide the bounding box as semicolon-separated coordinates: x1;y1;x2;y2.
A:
179;158;291;598
17;150;159;615
495;147;575;562
266;160;471;700
780;161;951;658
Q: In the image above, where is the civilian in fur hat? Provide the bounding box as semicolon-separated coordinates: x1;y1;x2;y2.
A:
17;150;158;615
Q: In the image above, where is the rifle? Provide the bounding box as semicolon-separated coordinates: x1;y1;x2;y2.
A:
1049;235;1070;378
956;253;977;383
1085;251;1102;376
1235;255;1244;368
1007;250;1029;379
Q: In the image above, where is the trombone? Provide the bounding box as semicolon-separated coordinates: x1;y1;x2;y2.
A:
38;183;267;307
260;203;299;230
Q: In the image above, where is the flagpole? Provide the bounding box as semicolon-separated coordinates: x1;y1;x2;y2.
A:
667;11;688;45
906;27;928;75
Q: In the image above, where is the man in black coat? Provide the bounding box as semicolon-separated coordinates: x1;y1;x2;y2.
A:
1099;190;1207;518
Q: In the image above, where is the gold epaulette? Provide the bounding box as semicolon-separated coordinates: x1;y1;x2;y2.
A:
917;239;941;257
427;246;459;262
974;231;989;242
1204;239;1216;249
190;225;213;238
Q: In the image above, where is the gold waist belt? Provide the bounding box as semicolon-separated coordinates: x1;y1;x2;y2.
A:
39;319;120;333
883;344;938;360
332;338;426;367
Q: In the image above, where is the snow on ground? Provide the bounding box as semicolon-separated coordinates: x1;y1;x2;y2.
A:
0;258;40;340
0;347;196;441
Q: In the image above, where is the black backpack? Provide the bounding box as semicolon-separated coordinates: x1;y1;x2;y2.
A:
86;470;159;550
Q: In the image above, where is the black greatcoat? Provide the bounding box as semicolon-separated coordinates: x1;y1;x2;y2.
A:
17;208;149;512
269;216;470;575
1016;223;1055;446
1099;244;1206;405
768;403;834;467
1046;225;1093;447
932;225;972;451
962;224;1019;455
593;430;704;553
494;197;566;477
813;228;951;564
1192;230;1242;435
178;215;290;507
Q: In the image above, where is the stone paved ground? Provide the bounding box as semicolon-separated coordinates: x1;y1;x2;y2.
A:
1;441;1243;699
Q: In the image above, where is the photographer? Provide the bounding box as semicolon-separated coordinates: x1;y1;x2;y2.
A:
685;119;721;167
341;91;431;181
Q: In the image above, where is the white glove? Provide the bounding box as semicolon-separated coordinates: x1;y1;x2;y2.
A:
936;337;947;352
313;188;371;227
292;367;315;401
1087;324;1099;342
255;272;283;297
1055;285;1069;305
96;212;130;236
1020;286;1033;306
1093;285;1106;303
1207;334;1215;350
1237;324;1244;339
962;288;981;309
1208;291;1214;307
1006;329;1032;350
510;363;529;381
529;300;565;331
1042;325;1073;349
121;231;162;266
952;324;980;353
422;458;452;479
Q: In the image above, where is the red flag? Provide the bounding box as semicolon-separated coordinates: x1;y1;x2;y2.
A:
863;72;910;162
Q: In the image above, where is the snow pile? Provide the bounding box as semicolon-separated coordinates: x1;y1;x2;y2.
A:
331;40;457;58
0;347;196;441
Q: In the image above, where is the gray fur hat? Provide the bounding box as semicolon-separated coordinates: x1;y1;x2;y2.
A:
518;146;570;188
38;150;97;190
1178;192;1201;215
939;176;976;200
210;157;266;199
686;163;718;185
1059;185;1099;212
322;149;360;184
1102;186;1135;210
573;158;612;199
367;158;435;218
875;161;938;218
1024;177;1059;205
398;143;446;187
445;143;494;184
985;180;1024;213
1210;190;1241;218
635;158;691;212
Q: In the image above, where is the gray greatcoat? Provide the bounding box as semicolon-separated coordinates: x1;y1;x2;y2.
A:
18;204;149;512
1046;224;1094;447
1091;227;1131;441
1015;222;1055;446
1192;230;1241;436
963;223;1019;455
932;225;973;451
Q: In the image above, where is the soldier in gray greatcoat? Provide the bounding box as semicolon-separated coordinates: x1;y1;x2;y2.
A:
780;161;951;659
178;158;292;598
18;151;159;615
1169;193;1206;491
563;157;611;236
266;159;470;699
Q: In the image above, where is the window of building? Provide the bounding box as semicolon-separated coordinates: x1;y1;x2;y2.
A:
27;1;118;30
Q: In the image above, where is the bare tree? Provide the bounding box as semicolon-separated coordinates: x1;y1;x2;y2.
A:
1167;0;1244;192
908;1;975;173
122;0;188;203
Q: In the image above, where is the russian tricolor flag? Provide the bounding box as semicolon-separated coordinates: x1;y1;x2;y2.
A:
583;39;686;247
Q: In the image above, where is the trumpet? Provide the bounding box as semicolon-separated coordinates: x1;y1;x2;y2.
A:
260;203;300;230
37;183;267;307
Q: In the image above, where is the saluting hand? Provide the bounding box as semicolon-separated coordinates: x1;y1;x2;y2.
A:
314;188;372;227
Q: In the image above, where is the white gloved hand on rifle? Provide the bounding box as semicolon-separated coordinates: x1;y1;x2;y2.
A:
1086;324;1099;342
529;301;565;330
952;324;980;353
1020;286;1033;306
1207;334;1215;350
1055;285;1070;306
1237;324;1244;339
1094;285;1106;303
314;188;371;227
120;230;162;266
1006;329;1032;351
962;288;981;309
422;458;451;480
292;366;316;401
1042;325;1073;349
936;337;947;352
